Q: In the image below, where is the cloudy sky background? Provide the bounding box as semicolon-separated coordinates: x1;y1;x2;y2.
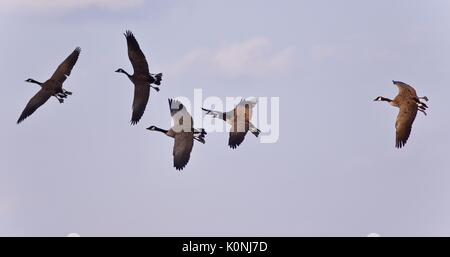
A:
1;0;450;236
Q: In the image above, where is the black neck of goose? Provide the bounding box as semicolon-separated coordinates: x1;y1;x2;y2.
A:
153;126;169;134
120;69;132;78
28;79;43;86
378;97;392;102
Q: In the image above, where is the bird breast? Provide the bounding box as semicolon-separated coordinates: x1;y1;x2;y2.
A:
390;101;400;108
133;74;151;82
44;80;63;92
166;129;176;138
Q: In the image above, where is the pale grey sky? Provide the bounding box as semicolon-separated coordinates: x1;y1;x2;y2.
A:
1;0;450;236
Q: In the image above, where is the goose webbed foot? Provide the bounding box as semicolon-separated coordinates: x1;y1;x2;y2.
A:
55;96;64;103
194;135;206;144
419;102;428;108
414;97;429;108
193;128;207;144
193;128;207;135
63;90;73;95
57;93;68;98
150;85;160;92
418;102;427;114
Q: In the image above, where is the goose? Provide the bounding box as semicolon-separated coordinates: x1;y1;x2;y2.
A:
202;98;261;149
17;47;81;124
374;80;429;148
147;99;206;171
115;30;163;125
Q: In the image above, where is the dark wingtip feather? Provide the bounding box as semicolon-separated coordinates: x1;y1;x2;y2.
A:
168;98;182;106
74;47;81;53
17;112;28;124
175;164;186;171
395;140;406;149
228;141;240;149
168;98;183;113
124;30;134;38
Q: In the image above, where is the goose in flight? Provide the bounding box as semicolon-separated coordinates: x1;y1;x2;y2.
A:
202;98;261;149
17;47;81;124
374;80;429;148
116;30;163;125
147;99;206;171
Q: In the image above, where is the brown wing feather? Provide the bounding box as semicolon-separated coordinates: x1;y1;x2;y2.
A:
228;106;250;149
229;120;249;149
131;83;150;125
173;132;194;170
395;101;418;148
124;31;149;75
228;131;247;149
235;103;252;122
393;81;418;97
17;89;52;124
50;47;81;84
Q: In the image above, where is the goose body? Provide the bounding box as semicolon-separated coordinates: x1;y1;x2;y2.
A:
147;99;206;171
374;80;429;148
202;99;261;149
116;30;162;125
17;47;80;124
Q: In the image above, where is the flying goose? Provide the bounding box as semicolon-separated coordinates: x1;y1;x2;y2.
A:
147;99;206;171
374;80;429;148
202;98;261;149
17;47;81;124
116;30;163;125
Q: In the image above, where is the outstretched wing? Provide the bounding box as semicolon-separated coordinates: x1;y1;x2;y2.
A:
228;100;253;149
393;80;417;97
131;83;150;125
173;132;194;170
50;47;81;84
228;131;248;149
17;89;52;124
228;115;249;149
168;99;193;131
235;98;256;121
124;30;149;75
395;100;418;148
